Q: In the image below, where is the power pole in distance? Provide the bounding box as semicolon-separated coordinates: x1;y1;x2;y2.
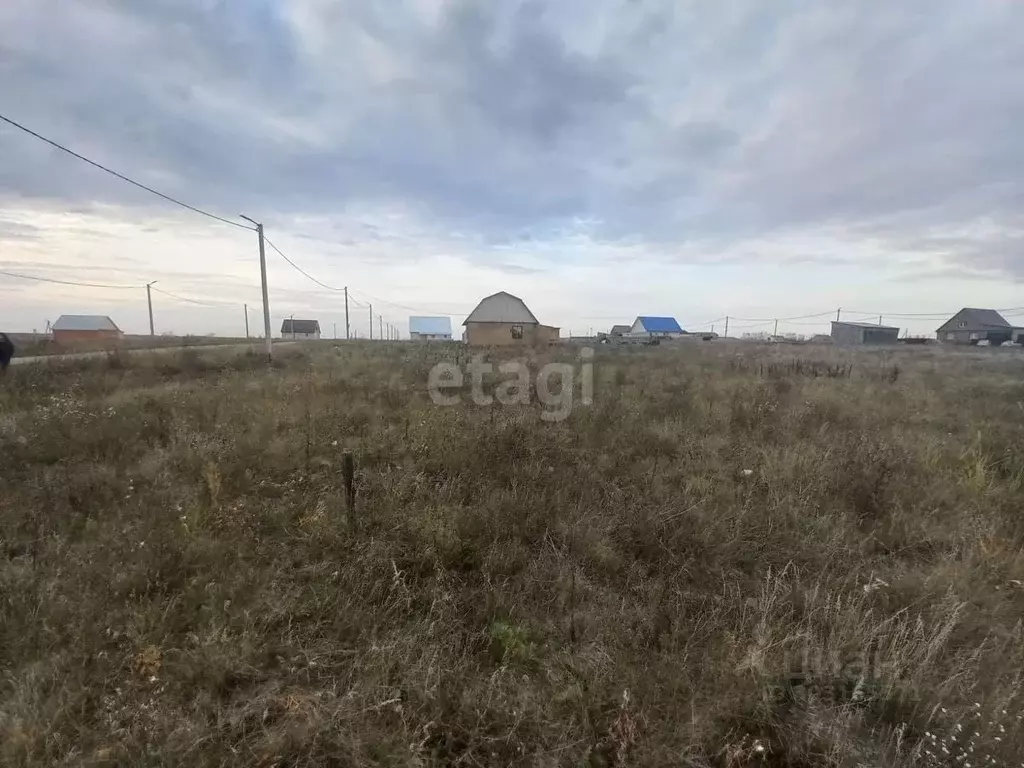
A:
244;303;250;338
146;280;157;336
379;315;383;341
344;287;350;340
836;308;841;322
369;304;373;340
773;319;778;337
240;215;272;360
724;316;729;338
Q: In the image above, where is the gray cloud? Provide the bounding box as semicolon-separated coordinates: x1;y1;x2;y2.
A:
1;0;1023;278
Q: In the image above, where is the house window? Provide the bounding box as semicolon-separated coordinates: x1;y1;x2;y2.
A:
510;325;524;339
958;321;967;328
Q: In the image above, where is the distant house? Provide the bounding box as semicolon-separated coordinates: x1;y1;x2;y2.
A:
409;316;453;340
936;308;1018;346
281;319;321;339
463;291;559;346
609;324;630;337
628;316;685;338
52;315;122;345
830;321;900;344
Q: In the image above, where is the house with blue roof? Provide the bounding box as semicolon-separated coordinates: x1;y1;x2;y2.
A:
629;316;685;338
409;316;453;340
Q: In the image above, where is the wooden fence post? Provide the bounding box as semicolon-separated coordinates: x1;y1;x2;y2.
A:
342;452;356;529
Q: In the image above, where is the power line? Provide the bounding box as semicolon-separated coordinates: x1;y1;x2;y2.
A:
263;236;348;292
730;310;835;322
0;112;253;231
844;309;950;318
348;287;472;315
261;233;461;315
0;268;138;289
729;320;776;330
688;316;728;328
150;286;240;308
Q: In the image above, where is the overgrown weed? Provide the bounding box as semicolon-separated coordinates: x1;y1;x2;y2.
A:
2;342;1023;765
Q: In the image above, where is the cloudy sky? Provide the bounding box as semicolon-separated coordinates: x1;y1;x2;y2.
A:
1;0;1023;338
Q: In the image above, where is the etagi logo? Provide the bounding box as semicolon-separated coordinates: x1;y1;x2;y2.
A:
427;349;594;422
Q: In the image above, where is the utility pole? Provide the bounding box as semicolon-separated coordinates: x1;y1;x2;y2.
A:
344;287;350;340
724;316;729;338
379;315;383;341
773;319;778;337
333;322;337;339
244;304;250;338
240;215;272;360
146;280;157;336
368;304;373;340
836;308;841;322
878;315;883;326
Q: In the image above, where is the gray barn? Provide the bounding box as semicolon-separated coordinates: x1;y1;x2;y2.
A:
830;321;900;344
936;308;1018;345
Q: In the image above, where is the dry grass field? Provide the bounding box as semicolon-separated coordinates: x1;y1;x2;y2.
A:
2;341;1024;766
8;334;253;359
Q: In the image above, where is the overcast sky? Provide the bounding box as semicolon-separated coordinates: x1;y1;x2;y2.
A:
2;0;1023;338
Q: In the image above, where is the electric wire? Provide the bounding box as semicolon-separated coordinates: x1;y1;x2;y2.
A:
0;112;253;231
0;268;138;289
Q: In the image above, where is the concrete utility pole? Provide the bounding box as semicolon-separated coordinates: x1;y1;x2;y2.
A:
333;322;337;339
878;315;883;326
240;215;272;360
368;304;373;340
724;316;729;338
379;315;383;341
146;280;157;336
244;304;250;338
773;319;779;337
344;287;350;340
836;308;841;322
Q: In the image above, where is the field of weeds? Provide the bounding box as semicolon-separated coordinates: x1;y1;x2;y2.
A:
2;341;1024;766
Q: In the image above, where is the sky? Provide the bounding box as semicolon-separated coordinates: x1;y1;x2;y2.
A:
1;0;1023;338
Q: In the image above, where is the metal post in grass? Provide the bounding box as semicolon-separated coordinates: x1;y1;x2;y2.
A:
342;452;356;529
